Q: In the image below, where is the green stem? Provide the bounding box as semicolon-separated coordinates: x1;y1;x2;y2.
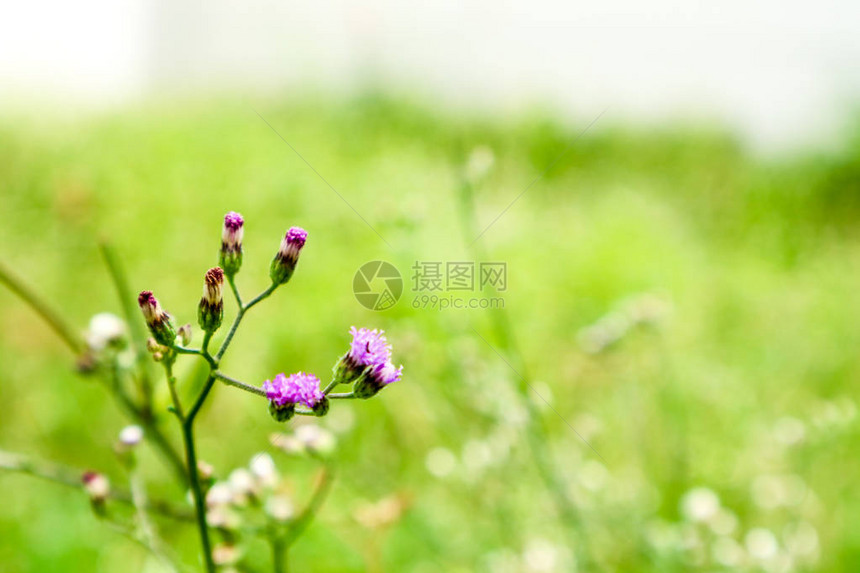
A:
327;392;356;400
215;283;278;361
99;241;154;409
0;259;85;353
321;379;340;395
0;449;192;521
213;371;266;397
227;276;243;308
109;363;187;485
283;465;335;548
172;346;218;369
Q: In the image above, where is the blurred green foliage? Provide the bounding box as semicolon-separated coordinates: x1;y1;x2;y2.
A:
0;95;859;572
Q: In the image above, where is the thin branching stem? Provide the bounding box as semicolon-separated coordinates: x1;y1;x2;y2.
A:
0;449;192;521
215;283;278;361
0;259;85;353
327;392;356;400
213;371;266;397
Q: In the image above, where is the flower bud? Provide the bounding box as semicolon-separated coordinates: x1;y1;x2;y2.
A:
118;425;144;448
270;227;307;285
219;212;244;277
198;267;224;333
82;471;110;504
269;401;296;423
311;396;330;417
138;291;176;346
177;323;193;346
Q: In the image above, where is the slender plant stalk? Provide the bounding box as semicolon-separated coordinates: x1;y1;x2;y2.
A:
100;241;155;410
456;177;593;567
275;465;335;570
216;283;278;361
0;449;193;521
0;259;85;353
213;371;267;397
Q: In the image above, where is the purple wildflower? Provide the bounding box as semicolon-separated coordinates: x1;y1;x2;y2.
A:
270;226;307;285
220;211;244;276
263;372;323;409
198;267;224;332
338;327;403;398
138;290;176;346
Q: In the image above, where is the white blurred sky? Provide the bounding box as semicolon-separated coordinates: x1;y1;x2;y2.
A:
1;0;859;149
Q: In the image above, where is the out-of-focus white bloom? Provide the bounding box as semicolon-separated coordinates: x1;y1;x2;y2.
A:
118;424;144;447
784;521;819;558
249;453;278;488
270;432;304;455
265;494;294;522
425;447;457;478
712;536;745;567
212;544;240;565
206;506;241;530
579;460;609;492
206;482;233;507
709;509;739;536
773;416;806;446
523;538;558;573
86;312;126;350
295;425;336;455
681;487;720;522
353;495;407;529
82;472;110;502
228;468;257;502
746;528;779;560
465;145;495;184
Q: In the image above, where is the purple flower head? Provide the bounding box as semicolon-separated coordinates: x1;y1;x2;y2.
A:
347;327;391;368
138;290;176;345
222;212;244;247
343;327;403;398
278;227;307;263
263;372;323;408
270;226;308;284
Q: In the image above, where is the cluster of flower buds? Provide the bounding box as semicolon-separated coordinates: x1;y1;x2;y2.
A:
204;453;290;532
270;227;307;286
334;327;403;398
263;372;327;422
198;267;224;333
219;212;244;277
138;291;176;346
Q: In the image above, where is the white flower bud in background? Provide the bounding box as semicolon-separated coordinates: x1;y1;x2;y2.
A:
206;482;233;507
82;471;110;503
212;544;240;566
228;468;257;503
177;323;193;346
118;425;144;449
295;424;336;455
265;494;294;522
681;487;720;522
197;460;214;481
270;432;304;455
85;312;126;351
249;453;278;488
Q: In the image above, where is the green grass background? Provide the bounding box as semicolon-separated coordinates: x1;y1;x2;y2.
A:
1;95;859;572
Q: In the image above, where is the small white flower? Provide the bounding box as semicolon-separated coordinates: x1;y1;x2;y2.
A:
265;494;294;522
206;482;233;507
86;312;125;351
746;528;779;560
118;425;144;447
681;487;720;522
249;453;278;487
425;448;456;478
295;425;336;455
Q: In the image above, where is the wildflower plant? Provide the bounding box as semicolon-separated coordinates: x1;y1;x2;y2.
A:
0;211;403;572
